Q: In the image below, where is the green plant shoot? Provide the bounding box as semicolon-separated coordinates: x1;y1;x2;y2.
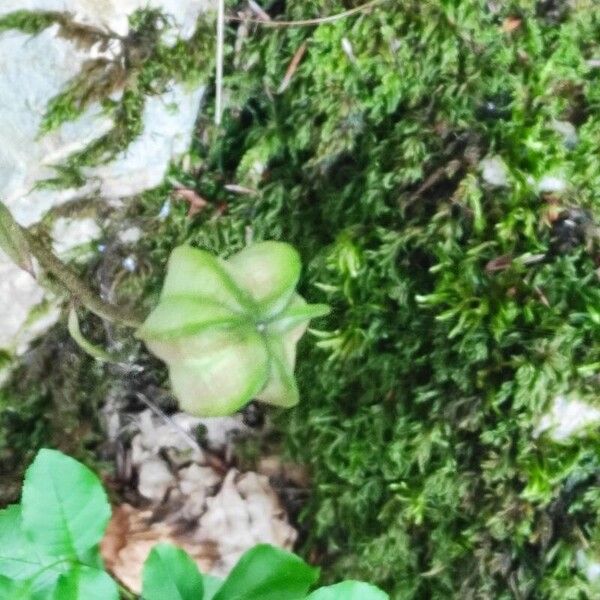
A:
0;449;388;599
137;242;329;416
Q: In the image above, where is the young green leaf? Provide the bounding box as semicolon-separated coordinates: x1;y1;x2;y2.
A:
21;449;111;561
67;307;116;363
202;575;224;600
0;575;32;600
212;544;319;600
161;246;255;313
0;200;33;275
0;506;41;581
268;298;331;335
225;241;302;317
0;505;55;580
158;325;270;416
138;243;329;416
136;296;243;341
142;544;203;600
0;505;68;597
305;581;389;600
53;566;118;600
255;335;300;408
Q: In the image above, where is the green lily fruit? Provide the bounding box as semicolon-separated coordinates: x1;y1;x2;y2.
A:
137;242;330;416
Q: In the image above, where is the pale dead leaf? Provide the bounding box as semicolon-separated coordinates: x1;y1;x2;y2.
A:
101;504;218;594
502;16;522;33
196;470;297;575
173;188;208;217
258;456;310;488
248;0;271;21
225;184;258;195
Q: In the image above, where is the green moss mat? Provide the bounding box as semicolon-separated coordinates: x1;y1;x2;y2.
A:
153;1;599;596
3;0;600;596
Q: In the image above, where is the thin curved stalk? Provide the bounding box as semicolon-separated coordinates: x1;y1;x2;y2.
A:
22;229;142;328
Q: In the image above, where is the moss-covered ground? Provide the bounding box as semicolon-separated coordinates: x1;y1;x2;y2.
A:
3;0;600;597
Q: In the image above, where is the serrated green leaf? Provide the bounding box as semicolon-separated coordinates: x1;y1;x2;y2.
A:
53;566;118;600
0;505;67;598
142;544;203;600
0;200;33;274
149;324;270;416
0;505;54;580
213;544;319;600
305;581;389;600
202;574;224;600
21;449;110;561
137;296;243;341
0;505;41;581
225;242;301;318
161;246;255;313
0;575;32;599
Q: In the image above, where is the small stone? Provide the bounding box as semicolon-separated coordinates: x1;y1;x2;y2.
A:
122;255;137;272
480;155;510;187
118;227;142;245
534;394;600;441
158;199;172;220
341;38;356;63
51;217;102;256
551;120;578;149
537;174;567;194
137;458;175;501
577;550;600;583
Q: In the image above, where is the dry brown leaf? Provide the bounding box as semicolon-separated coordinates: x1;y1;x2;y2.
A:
173;188;209;217
502;16;522;33
101;504;218;593
258;456;310;488
485;254;513;273
101;409;296;591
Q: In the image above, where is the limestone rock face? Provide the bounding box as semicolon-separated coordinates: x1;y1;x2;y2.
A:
0;0;214;356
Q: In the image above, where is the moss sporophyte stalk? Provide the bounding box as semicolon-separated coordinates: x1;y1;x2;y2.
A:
136;242;329;416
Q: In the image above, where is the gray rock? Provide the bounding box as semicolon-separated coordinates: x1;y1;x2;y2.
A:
480;155;510;188
0;0;214;354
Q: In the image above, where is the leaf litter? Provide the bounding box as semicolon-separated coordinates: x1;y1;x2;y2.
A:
99;404;301;593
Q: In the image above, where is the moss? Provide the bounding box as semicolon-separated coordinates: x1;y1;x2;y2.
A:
0;10;61;35
0;324;107;505
122;0;600;597
0;7;214;189
41;11;214;188
4;0;600;596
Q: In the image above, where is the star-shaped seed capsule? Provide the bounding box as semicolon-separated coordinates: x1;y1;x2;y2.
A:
137;242;329;416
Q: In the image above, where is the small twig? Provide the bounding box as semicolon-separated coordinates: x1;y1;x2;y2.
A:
403;158;464;210
534;286;551;308
277;42;307;93
247;0;271;21
215;0;225;125
135;392;201;452
22;229;142;328
226;0;384;27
